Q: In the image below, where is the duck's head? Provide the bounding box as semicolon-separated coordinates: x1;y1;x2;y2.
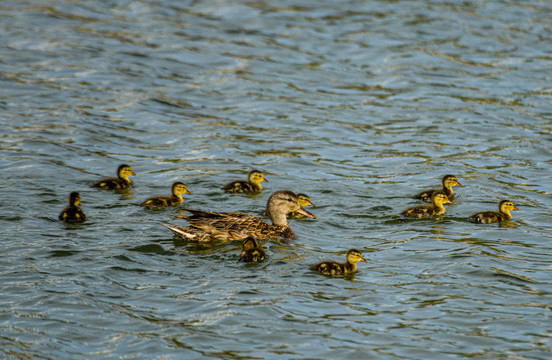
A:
248;170;268;185
432;191;452;206
172;182;191;196
297;193;314;207
346;249;367;264
442;174;462;188
117;164;136;180
266;190;316;226
241;236;259;250
499;200;518;214
69;192;81;206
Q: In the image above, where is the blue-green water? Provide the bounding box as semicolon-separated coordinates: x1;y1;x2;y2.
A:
1;1;551;359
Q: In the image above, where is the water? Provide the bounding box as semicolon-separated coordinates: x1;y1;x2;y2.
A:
1;0;551;359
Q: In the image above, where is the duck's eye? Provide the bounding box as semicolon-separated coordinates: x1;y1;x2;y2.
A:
287;198;293;202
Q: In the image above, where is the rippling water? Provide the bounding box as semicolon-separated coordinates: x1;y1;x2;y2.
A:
2;0;552;359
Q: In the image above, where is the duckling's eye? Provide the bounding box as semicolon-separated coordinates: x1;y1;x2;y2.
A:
287;198;293;202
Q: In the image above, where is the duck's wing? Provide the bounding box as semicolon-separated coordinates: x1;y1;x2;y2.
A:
142;196;172;208
310;261;344;276
92;177;128;190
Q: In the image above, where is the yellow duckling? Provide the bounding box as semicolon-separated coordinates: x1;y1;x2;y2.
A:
310;249;367;276
239;237;267;263
59;192;86;223
222;169;268;193
470;200;518;224
92;164;135;190
141;182;191;209
402;191;452;218
414;174;462;202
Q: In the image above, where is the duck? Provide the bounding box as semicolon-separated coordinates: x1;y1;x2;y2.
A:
261;193;315;218
59;192;86;223
470;200;518;224
92;164;135;190
310;249;367;276
163;190;315;243
239;237;267;263
413;174;462;202
141;182;191;209
402;191;452;218
221;169;268;193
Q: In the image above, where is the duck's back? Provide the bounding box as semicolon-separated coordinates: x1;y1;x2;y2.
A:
59;206;86;223
402;204;437;218
310;261;345;276
222;180;257;193
92;177;128;190
142;195;180;209
470;211;506;224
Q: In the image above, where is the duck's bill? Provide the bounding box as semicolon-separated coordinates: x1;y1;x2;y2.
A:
445;200;453;204
184;189;192;195
359;258;368;263
456;181;462;186
512;206;519;211
296;207;316;219
130;171;137;175
262;178;269;183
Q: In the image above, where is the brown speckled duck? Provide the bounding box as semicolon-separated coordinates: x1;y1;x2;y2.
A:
163;190;315;243
141;182;191;209
222;169;268;193
470;200;518;224
59;192;86;223
414;174;462;202
239;237;267;263
402;191;452;218
310;249;367;276
92;164;135;190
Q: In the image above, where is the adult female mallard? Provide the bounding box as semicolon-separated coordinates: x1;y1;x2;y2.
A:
141;182;191;209
470;200;518;224
163;190;315;243
92;164;135;190
414;174;462;202
222;169;268;193
402;191;452;218
310;249;367;276
239;237;267;263
59;192;86;223
261;193;315;218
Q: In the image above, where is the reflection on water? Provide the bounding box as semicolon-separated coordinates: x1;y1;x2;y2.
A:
1;0;552;359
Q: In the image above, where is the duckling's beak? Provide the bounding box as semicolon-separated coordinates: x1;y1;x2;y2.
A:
306;200;315;207
76;199;82;206
445;199;453;205
130;170;136;176
359;258;367;263
512;206;518;211
262;178;268;183
456;181;462;187
295;207;316;219
184;189;191;195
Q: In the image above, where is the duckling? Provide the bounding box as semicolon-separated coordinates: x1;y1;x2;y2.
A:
92;164;135;190
261;193;315;218
470;200;518;224
402;191;452;218
222;169;268;193
164;190;315;243
239;237;267;263
414;174;462;202
141;182;191;209
310;249;367;276
59;192;86;223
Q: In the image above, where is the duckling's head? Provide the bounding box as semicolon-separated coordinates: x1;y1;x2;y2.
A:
442;174;462;188
117;164;135;179
69;192;81;206
346;249;367;264
432;191;452;206
248;170;268;185
266;190;315;226
241;236;259;250
172;182;191;196
499;200;518;214
297;193;314;207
